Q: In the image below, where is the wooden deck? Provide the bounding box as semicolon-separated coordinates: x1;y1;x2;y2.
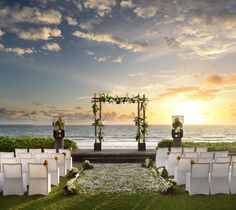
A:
72;149;156;163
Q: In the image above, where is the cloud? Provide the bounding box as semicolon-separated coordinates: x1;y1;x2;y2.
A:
113;56;123;63
65;16;78;26
0;30;5;36
79;20;94;31
73;30;149;52
0;43;34;55
84;50;95;56
164;37;181;49
120;0;134;8
14;27;61;40
128;72;143;77
203;73;236;86
0;6;61;26
83;0;116;17
94;56;110;62
42;42;61;52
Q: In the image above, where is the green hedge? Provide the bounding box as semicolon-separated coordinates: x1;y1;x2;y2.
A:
157;139;236;153
0;137;77;152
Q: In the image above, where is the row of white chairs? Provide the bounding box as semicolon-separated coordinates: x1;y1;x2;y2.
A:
185;162;236;195
0;163;51;195
169;147;208;153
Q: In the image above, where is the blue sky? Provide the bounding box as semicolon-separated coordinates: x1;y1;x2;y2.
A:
1;0;236;125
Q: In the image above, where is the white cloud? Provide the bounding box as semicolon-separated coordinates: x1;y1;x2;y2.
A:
79;21;94;31
133;6;159;19
84;50;95;56
0;43;34;55
0;30;5;36
113;56;123;63
65;16;78;26
120;0;134;8
128;72;143;77
0;6;61;26
83;0;116;17
14;27;61;40
42;42;60;52
73;30;149;52
94;56;110;62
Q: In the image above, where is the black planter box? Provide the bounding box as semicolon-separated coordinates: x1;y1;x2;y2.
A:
94;142;102;151
138;142;146;151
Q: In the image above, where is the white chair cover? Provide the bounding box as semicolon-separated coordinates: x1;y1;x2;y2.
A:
210;162;230;194
0;152;15;159
183;152;198;161
59;149;73;170
41;158;59;186
166;152;182;176
2;163;27;195
15;149;28;159
50;153;66;177
170;147;182;153
230;162;236;194
197;157;213;164
34;153;49;163
28;163;51;196
186;163;210;195
174;158;192;185
214;151;229;158
18;153;33;160
196;147;208;154
155;148;169;168
19;158;36;185
214;157;231;163
199;152;214;158
0;158;17;172
29;149;42;158
183;147;195;153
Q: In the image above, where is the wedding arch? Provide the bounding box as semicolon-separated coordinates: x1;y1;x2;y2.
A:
91;93;148;151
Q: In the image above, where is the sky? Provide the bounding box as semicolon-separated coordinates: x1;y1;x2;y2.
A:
0;0;236;125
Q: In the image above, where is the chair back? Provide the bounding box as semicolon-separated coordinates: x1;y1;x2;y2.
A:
19;158;36;172
211;162;230;178
1;158;17;170
18;153;32;159
191;163;210;178
177;158;192;171
0;152;14;158
29;163;48;178
196;147;208;153
199;152;214;158
214;151;229;158
171;147;182;153
183;147;195;153
197;157;213;163
59;149;71;158
214;157;231;163
43;149;57;154
3;163;22;178
183;152;198;160
15;149;28;157
29;149;42;154
41;158;58;171
50;153;65;165
34;153;49;162
156;148;169;157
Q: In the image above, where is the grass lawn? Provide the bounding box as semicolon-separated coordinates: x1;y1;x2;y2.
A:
0;163;236;210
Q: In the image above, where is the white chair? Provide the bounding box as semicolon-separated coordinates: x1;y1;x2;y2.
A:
15;149;28;159
183;152;198;161
230;162;236;194
0;158;17;172
186;163;210;195
44;149;57;155
59;149;73;170
197;157;213;164
210;162;230;194
231;156;236;163
29;149;42;158
2;163;27;195
166;152;182;176
174;158;192;185
183;147;195;153
28;163;51;195
0;152;15;159
41;158;59;186
155;148;169;168
196;147;208;154
214;151;229;158
34;153;49;163
170;147;182;153
199;152;214;158
50;153;66;177
214;157;231;163
19;158;36;185
18;153;33;160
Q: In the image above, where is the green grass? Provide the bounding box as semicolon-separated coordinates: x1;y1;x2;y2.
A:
0;163;236;210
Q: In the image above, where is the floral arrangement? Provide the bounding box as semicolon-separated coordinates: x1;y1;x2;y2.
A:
43;160;48;167
67;167;80;179
54;156;58;161
190;159;196;165
62;152;67;157
52;117;65;131
155;166;169;178
83;160;94;170
177;155;181;160
172;117;183;132
141;158;154;168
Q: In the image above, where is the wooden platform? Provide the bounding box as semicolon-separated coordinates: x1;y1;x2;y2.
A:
72;149;156;163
